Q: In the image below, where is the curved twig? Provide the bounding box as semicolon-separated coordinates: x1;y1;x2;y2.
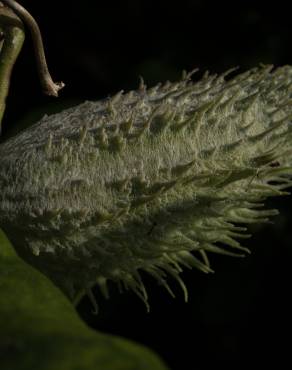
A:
1;0;64;96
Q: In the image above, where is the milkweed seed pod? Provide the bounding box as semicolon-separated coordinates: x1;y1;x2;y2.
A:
1;65;292;310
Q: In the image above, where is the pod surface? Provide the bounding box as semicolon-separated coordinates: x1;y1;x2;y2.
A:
1;65;292;307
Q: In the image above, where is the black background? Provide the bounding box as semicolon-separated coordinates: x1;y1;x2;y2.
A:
2;1;292;369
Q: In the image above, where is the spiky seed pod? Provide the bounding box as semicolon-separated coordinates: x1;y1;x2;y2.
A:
1;65;292;310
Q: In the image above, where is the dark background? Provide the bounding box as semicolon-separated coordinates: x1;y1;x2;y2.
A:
3;0;292;368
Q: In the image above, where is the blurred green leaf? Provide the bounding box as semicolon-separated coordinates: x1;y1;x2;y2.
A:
0;230;168;370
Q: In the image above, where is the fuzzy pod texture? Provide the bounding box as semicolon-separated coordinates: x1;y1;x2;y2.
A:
1;65;292;309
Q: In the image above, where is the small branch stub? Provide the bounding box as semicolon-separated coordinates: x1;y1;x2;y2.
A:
1;0;65;97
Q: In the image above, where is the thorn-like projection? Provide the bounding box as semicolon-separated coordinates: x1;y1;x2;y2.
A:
86;287;99;315
181;67;200;81
139;76;146;92
120;116;134;135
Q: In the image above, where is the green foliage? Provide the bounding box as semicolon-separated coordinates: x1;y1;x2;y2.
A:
0;230;168;370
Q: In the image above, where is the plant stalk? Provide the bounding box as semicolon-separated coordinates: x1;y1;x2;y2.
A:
1;0;64;97
0;4;25;132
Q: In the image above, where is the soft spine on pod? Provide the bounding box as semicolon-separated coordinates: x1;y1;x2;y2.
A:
1;64;292;311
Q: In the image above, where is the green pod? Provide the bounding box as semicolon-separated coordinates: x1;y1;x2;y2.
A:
1;65;292;308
